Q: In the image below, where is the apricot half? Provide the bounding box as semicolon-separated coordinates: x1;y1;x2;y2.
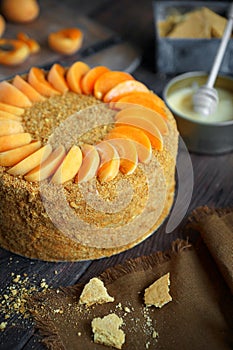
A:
48;28;83;55
0;39;30;66
17;32;40;54
2;0;39;23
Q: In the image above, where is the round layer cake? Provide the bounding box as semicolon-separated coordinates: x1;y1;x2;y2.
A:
0;61;178;261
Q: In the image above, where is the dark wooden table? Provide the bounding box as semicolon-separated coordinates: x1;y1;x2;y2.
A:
0;1;233;349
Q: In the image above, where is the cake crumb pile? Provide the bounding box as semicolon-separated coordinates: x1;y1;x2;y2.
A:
0;270;50;331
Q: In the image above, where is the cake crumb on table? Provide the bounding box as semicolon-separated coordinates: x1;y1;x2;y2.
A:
79;277;114;307
144;272;172;308
91;313;125;349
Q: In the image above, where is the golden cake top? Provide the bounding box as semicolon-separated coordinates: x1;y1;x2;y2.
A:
0;60;170;185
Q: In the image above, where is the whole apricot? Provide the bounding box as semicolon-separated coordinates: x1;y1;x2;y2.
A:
1;0;39;23
0;15;6;37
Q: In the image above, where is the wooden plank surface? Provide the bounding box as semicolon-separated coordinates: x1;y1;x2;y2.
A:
0;0;233;349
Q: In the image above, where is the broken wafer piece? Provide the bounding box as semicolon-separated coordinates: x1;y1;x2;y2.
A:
79;277;114;307
144;272;172;308
91;313;125;349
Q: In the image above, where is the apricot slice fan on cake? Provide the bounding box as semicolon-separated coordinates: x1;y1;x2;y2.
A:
0;59;179;261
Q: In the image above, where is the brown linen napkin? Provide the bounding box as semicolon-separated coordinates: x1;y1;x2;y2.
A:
186;206;233;293
30;211;233;350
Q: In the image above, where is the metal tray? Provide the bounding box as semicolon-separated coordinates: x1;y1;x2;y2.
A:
153;1;233;74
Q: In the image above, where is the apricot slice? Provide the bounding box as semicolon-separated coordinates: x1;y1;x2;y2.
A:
106;125;152;164
115;106;168;135
48;28;83;55
81;66;110;95
0;102;24;116
108;138;138;175
8;144;52;176
75;144;100;183
0;81;32;107
0;140;41;167
0;132;31;152
12;75;45;102
17;32;40;53
51;145;82;184
113;92;167;119
0;38;30;66
103;80;149;103
28;67;60;97
95;141;120;182
0;110;22;121
24;145;66;182
94;71;134;100
66;61;90;94
47;63;69;94
0;119;24;136
115;115;163;150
